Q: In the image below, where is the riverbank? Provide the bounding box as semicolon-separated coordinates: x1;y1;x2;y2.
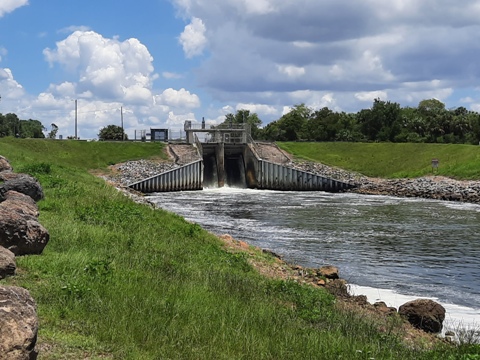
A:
106;159;478;344
4;138;479;358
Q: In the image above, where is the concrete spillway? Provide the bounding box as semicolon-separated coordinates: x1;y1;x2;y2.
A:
128;143;355;193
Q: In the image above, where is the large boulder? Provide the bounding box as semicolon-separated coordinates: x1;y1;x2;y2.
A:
0;246;16;279
0;173;44;202
318;265;339;279
0;208;49;256
0;286;38;359
0;190;39;219
0;155;12;172
398;299;446;333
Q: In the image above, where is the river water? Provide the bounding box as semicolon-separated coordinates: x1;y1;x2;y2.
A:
148;188;480;331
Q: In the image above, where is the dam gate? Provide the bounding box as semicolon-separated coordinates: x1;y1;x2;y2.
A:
128;121;355;193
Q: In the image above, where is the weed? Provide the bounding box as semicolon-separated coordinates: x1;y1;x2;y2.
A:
18;161;52;175
84;259;113;283
61;281;91;300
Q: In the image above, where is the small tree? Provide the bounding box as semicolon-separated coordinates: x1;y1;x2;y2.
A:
98;125;128;141
48;123;59;139
222;110;262;139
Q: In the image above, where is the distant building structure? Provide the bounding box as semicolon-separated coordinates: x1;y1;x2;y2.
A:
150;128;169;142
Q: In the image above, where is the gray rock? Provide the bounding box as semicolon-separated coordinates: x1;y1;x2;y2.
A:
0;208;49;256
0;173;44;202
0;246;16;279
0;156;12;172
318;265;339;279
0;190;39;219
107;159;180;186
0;286;38;360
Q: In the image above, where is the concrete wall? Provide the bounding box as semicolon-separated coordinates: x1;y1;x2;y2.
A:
128;160;203;193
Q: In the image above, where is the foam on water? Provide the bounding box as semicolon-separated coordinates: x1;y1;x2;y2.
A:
349;284;480;334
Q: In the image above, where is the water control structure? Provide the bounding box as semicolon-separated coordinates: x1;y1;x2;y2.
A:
128;121;356;193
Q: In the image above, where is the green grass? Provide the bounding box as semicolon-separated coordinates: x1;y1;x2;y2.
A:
1;138;479;359
278;142;480;179
0;137;167;170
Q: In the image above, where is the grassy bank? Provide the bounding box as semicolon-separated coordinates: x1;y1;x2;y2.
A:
278;142;480;179
1;138;478;359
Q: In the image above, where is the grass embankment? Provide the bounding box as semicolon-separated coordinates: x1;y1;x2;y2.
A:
278;142;480;179
1;138;479;359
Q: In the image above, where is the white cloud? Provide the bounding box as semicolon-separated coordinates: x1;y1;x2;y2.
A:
47;81;76;98
0;47;6;62
43;31;155;103
0;68;25;99
155;88;200;109
355;91;388;102
282;106;292;115
58;25;91;34
236;103;278;117
168;0;480;115
460;97;475;104
162;71;184;79
471;103;480;113
239;0;273;15
0;0;28;17
166;111;196;126
179;17;207;58
277;65;305;79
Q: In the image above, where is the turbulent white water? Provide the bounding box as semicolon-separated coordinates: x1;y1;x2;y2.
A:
148;188;480;332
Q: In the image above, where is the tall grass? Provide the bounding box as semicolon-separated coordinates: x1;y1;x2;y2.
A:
1;138;479;359
278;142;480;179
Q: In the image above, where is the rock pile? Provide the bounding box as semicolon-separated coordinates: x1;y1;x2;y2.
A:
352;176;480;204
290;160;369;184
108;159;179;187
0;155;49;359
290;160;480;204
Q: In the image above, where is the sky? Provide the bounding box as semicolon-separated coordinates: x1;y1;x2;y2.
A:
1;0;480;139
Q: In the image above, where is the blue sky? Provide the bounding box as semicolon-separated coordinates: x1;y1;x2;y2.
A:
1;0;480;139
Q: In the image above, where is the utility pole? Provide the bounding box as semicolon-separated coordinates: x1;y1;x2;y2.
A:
75;99;78;139
121;106;124;141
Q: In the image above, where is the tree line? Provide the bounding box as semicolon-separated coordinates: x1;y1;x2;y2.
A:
4;97;480;144
0;113;46;139
231;98;480;144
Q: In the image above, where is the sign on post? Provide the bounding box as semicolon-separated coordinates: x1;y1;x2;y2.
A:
431;158;439;172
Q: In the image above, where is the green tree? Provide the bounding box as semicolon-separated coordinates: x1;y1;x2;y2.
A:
0;113;20;137
0;113;46;138
19;119;46;138
357;99;401;142
277;104;312;141
48;123;59;139
98;125;128;141
223;109;262;139
416;99;448;142
261;120;284;141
